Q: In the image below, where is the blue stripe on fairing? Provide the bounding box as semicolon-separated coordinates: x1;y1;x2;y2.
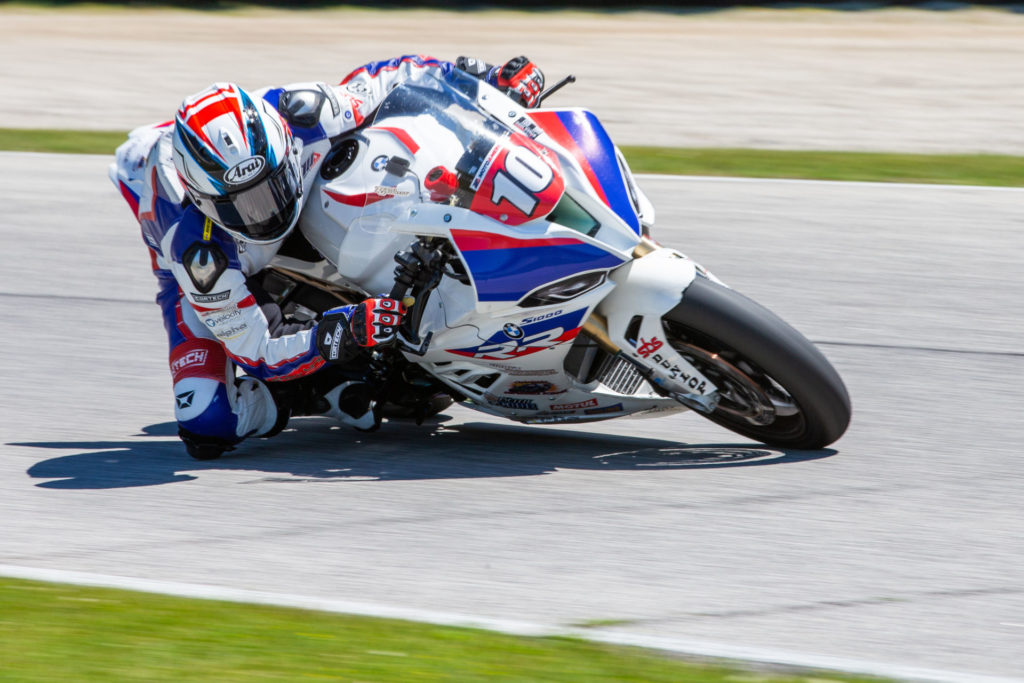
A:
554;110;641;234
461;242;624;302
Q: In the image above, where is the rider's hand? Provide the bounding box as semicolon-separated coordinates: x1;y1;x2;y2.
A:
349;297;407;348
493;56;545;108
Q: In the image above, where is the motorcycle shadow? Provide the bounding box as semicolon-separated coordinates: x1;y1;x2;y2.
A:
17;417;837;490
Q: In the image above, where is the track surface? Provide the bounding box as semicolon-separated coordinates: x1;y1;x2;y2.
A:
4;6;1024;153
1;154;1023;679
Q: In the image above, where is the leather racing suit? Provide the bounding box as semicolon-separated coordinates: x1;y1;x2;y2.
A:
110;55;487;455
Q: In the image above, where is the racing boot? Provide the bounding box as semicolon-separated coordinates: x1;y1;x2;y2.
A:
320;381;380;432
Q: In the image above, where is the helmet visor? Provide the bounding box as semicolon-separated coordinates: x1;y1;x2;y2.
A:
192;154;301;242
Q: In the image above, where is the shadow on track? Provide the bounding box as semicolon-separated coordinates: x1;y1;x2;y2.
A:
15;416;836;489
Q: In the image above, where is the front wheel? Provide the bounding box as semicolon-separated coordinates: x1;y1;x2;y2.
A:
664;277;851;449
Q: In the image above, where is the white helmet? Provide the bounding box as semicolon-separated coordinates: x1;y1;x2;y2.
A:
172;83;303;243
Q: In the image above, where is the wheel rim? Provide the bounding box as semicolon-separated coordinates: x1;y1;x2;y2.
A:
670;340;800;428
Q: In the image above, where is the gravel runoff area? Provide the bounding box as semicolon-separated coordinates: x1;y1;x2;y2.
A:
2;5;1024;153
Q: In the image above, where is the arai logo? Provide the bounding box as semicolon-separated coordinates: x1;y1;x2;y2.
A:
224;156;266;185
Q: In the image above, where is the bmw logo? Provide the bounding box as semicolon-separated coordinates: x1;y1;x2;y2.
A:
371;155;389;171
503;322;524;339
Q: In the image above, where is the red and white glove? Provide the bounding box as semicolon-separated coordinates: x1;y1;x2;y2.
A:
348;297;407;348
492;56;545;108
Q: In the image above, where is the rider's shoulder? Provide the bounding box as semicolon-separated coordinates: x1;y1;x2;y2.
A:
169;206;241;267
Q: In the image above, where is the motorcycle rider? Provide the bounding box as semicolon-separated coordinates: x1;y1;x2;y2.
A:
111;55;545;460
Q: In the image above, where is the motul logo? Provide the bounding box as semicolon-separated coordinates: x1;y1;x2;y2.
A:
171;349;209;374
224;156;266;185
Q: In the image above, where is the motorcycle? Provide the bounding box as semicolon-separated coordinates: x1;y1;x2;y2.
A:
264;69;851;449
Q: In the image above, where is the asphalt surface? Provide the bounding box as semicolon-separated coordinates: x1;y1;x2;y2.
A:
5;6;1024;153
1;153;1022;680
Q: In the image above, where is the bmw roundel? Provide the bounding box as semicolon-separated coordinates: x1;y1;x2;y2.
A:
371;155;389;172
503;322;524;339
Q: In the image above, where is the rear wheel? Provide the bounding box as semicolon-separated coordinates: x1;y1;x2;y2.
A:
664;277;851;449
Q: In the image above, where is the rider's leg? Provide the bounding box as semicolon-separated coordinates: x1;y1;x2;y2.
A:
161;286;285;459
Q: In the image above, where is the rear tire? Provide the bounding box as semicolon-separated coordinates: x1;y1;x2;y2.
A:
664;277;851;449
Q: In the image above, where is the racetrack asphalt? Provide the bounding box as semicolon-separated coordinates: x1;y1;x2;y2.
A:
0;153;1022;680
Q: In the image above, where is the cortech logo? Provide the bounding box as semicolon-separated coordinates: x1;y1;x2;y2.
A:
224;156;266;185
171;349;209;375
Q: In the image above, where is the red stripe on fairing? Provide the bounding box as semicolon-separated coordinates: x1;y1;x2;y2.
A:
371;126;420;155
451;229;584;251
323;188;392;207
527;111;610;207
237;295;257;308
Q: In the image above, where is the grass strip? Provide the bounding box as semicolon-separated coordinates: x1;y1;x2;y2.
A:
0;577;884;682
4;127;1024;186
621;146;1024;186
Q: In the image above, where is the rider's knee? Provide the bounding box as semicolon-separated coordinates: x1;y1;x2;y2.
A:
169;339;285;459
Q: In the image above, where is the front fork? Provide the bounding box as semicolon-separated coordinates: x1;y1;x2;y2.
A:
589;241;721;414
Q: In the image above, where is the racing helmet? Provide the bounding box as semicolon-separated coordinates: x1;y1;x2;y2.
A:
172;83;303;243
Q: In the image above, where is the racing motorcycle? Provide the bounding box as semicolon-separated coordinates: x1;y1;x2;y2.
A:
265;69;851;449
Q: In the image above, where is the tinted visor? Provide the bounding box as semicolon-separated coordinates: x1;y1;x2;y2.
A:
193;156;301;242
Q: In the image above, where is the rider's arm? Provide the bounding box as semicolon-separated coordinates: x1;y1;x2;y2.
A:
167;208;325;383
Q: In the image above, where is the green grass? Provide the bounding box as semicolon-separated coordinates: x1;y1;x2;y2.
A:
621;146;1024;187
5;126;1024;186
0;128;132;155
0;577;885;682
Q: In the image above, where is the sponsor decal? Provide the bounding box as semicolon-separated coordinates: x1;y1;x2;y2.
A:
216;322;249;340
175;390;195;410
492;396;539;411
447;309;586;361
191;290;230;304
513;116;542;140
170;349;209;375
202;217;213;241
373;184;411;197
201;306;242;328
520;309;563;325
371;154;389;171
638;343;710;395
524;414;583;425
502;322;524;339
637;336;663;359
505;381;565;395
329;321;343;361
346;81;369;96
301;151;322;177
503;367;559;377
551;398;598;412
224;156;266;185
469;138;504;191
584;402;624;415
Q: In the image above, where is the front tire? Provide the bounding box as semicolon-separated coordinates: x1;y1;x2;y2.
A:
664;277;851;449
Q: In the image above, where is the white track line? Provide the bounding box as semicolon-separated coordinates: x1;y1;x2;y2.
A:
0;564;1018;683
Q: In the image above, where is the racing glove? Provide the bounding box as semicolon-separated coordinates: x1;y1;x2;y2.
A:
316;298;407;362
491;56;545;108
